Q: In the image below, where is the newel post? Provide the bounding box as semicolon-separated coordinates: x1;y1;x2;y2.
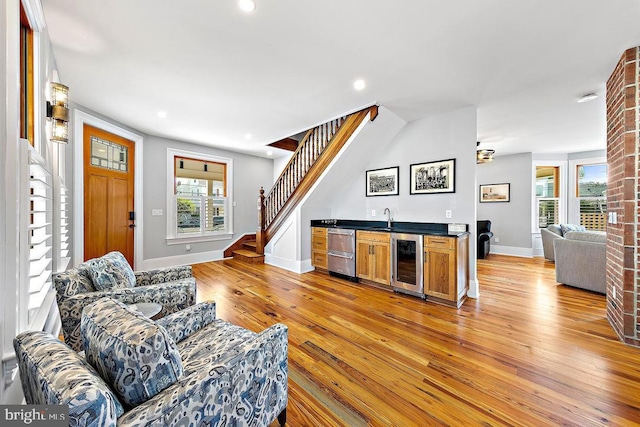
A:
256;187;265;255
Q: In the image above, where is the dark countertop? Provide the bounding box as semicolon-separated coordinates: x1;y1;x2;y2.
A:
310;219;469;237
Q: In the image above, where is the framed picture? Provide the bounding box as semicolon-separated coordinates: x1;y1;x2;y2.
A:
409;158;455;195
479;183;510;202
366;166;399;196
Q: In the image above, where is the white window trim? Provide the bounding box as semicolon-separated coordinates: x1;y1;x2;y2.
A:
531;160;567;233
166;148;234;244
568;156;607;226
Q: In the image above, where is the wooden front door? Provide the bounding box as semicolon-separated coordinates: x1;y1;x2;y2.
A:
83;124;135;265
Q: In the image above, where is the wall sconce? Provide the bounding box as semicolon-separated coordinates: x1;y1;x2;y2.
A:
46;82;69;143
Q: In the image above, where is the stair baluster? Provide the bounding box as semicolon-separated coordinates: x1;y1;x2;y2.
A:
257;106;377;254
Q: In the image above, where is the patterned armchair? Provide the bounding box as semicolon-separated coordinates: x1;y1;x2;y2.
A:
53;252;197;352
14;299;289;427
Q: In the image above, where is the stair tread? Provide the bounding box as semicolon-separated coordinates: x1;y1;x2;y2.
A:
243;241;257;248
232;249;263;258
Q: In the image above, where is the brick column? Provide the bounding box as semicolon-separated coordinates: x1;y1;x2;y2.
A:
606;47;639;346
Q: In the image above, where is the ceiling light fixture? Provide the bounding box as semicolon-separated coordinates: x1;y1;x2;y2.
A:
46;82;70;143
266;150;273;156
353;79;366;91
476;141;495;164
245;133;252;140
238;0;256;12
157;111;167;118
577;93;598;103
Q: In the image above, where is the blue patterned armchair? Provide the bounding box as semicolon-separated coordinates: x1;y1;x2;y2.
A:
14;299;288;427
53;252;197;352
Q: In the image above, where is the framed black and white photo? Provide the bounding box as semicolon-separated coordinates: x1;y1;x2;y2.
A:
366;166;399;197
479;183;510;202
410;158;455;195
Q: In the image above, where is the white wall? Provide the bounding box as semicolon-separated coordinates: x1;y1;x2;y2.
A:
476;149;606;258
299;106;479;296
67;103;274;269
477;152;533;256
142;135;273;266
273;152;293;182
299;106;407;259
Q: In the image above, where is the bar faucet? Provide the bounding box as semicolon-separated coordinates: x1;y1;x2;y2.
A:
383;208;392;228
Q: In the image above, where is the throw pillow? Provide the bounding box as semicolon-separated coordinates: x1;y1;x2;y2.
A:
86;251;136;290
53;262;95;298
81;297;184;407
560;224;586;236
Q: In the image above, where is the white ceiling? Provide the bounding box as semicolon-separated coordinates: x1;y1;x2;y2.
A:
41;0;640;159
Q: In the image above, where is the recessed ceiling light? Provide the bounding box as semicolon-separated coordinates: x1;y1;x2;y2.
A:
238;0;256;12
244;133;252;140
266;150;273;156
157;111;167;118
577;93;598;103
353;79;366;91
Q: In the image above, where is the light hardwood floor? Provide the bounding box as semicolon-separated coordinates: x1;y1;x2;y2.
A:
192;254;640;426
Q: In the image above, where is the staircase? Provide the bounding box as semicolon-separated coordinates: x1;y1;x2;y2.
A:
230;105;378;263
256;105;378;254
232;240;264;263
225;234;264;263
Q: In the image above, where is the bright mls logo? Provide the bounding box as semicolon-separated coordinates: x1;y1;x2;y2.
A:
1;405;68;426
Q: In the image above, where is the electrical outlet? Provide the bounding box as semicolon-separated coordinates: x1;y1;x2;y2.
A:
445;210;452;219
186;244;191;252
151;209;163;216
495;237;500;243
372;209;376;217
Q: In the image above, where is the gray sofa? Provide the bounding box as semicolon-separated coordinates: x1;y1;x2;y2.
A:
541;224;564;261
553;231;606;294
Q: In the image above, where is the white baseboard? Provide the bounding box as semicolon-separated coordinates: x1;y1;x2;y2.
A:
264;254;314;274
141;250;224;270
490;245;533;258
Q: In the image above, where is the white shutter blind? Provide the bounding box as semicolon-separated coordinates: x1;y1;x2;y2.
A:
27;146;54;328
57;177;71;271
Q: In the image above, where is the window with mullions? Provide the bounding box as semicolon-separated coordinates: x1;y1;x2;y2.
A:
576;163;607;231
535;166;560;229
167;151;233;241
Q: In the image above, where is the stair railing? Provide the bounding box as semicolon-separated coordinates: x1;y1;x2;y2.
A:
256;106;378;253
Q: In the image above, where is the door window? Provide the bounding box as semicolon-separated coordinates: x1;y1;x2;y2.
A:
90;136;129;171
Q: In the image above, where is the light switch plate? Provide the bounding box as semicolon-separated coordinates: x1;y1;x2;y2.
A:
448;223;466;233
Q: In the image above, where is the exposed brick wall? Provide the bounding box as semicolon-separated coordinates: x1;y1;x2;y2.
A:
606;47;640;347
